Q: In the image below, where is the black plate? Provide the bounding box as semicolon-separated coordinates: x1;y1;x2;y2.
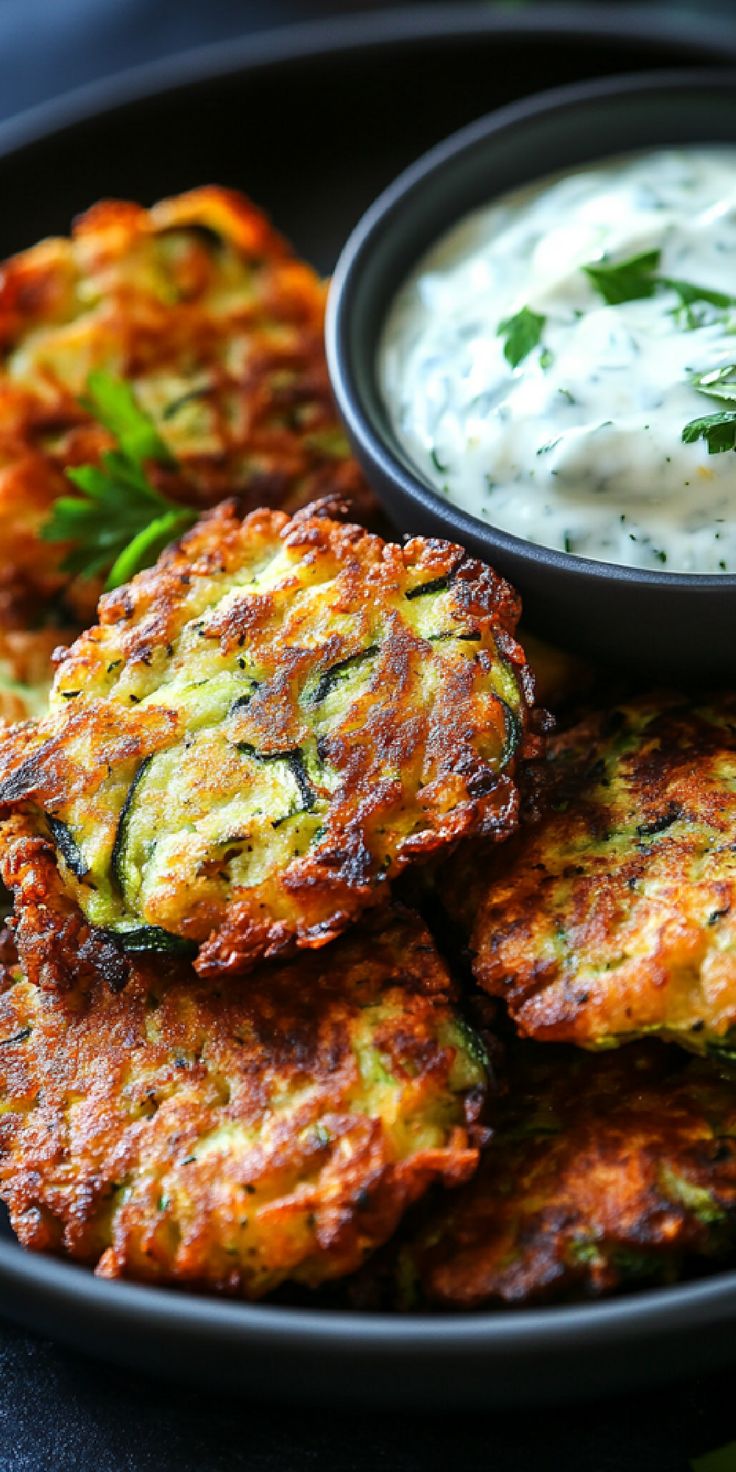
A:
3;3;736;1408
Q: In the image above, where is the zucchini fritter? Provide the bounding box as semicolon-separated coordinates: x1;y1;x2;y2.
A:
0;628;63;725
0;907;486;1296
355;1045;736;1309
470;694;736;1057
0;186;373;624
0;500;538;981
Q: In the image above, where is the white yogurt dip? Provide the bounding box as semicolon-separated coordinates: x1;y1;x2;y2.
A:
380;148;736;573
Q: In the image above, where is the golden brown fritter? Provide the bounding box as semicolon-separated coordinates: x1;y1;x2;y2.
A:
0;907;487;1297
0;628;66;725
468;694;736;1057
0;499;539;982
0;186;374;625
0;923;17;967
429;640;602;946
352;1044;736;1310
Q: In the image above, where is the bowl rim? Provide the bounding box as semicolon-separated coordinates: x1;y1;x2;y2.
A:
326;65;736;593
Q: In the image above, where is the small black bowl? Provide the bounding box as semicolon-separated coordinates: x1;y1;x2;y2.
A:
327;70;736;680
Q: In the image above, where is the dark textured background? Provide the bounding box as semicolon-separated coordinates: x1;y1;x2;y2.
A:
2;3;736;1469
2;1314;736;1472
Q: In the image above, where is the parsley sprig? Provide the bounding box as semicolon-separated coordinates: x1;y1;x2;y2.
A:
498;306;546;368
665;278;736;328
682;410;736;456
498;249;736;373
584;247;736;323
690;365;736;404
582;252;736;453
583;248;662;305
41;372;197;590
682;366;736;455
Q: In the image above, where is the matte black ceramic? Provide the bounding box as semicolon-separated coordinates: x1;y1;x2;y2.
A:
327;70;736;679
3;6;736;1407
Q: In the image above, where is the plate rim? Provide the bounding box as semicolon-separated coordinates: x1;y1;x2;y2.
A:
0;2;733;162
2;0;736;1369
4;1229;736;1354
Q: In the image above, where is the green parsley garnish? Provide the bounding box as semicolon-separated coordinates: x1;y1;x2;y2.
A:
682;411;736;456
583;255;736;456
583;251;736;322
583;248;661;305
40;372;197;590
498;306;546;368
682;363;736;453
80;370;175;466
664;279;735;309
690;364;736;403
663;277;736;329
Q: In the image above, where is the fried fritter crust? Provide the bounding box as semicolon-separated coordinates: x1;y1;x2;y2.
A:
0;187;374;624
0;500;539;981
0;627;71;725
470;694;736;1056
354;1045;736;1309
0;907;486;1296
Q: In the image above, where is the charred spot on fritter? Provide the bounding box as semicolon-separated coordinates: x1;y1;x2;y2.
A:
0;500;540;981
469;693;736;1055
350;1043;736;1310
0;186;376;624
0;907;486;1297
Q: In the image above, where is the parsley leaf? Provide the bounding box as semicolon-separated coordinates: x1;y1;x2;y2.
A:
498;306;546;368
583;248;661;305
82;371;176;465
681;410;736;455
663;277;736;329
107;509;195;588
40;373;197;590
691;364;736;403
681;363;736;452
662;277;736;311
583;251;736;324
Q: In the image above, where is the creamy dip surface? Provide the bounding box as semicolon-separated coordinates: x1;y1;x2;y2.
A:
380;148;736;574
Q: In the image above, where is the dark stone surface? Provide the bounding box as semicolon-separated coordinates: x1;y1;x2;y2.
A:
2;2;736;1467
0;1315;734;1472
